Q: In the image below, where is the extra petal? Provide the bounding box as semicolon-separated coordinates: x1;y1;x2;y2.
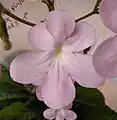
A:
100;0;117;33
43;108;56;120
63;22;95;53
46;9;75;42
93;35;117;78
66;53;105;88
10;51;54;85
41;61;75;109
64;110;77;120
56;112;64;120
28;23;55;51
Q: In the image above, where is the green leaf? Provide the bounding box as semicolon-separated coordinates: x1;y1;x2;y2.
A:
0;102;37;120
73;86;105;120
0;91;29;101
73;104;117;120
104;106;117;120
0;66;44;120
17;111;35;120
0;66;11;81
74;86;117;120
0;76;30;102
0;66;31;109
83;105;104;120
75;86;105;108
0;66;30;92
0;102;24;119
72;103;104;120
25;96;47;119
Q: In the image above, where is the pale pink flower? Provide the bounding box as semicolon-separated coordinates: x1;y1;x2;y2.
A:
99;0;117;33
10;9;105;109
93;35;117;78
93;0;117;78
43;103;77;120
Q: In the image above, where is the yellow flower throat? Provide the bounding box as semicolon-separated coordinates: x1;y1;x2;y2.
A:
55;44;62;58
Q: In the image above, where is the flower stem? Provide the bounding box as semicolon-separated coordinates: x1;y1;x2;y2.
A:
75;0;101;22
4;9;36;27
75;11;96;22
0;0;55;27
0;0;101;27
42;0;55;12
0;3;36;27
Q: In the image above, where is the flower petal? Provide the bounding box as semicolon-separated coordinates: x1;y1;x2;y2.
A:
46;9;75;42
56;112;64;120
10;51;54;85
63;22;95;53
64;110;77;120
43;108;56;120
64;103;73;110
36;87;44;101
66;53;105;88
93;35;117;78
100;0;117;33
41;61;75;109
28;23;55;51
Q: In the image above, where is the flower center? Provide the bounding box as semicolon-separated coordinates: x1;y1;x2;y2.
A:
55;44;62;58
